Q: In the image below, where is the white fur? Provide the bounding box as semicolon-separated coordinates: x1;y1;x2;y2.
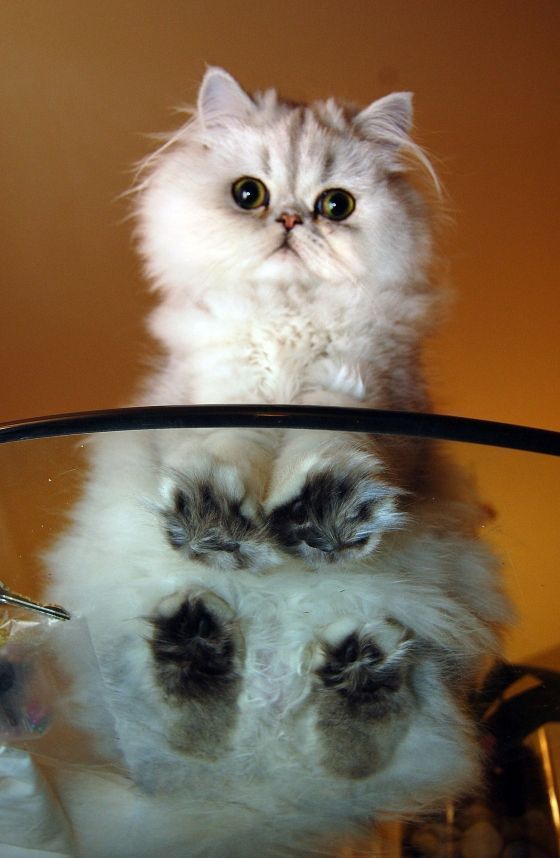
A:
43;68;512;856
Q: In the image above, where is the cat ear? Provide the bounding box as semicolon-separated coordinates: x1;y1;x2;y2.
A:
354;92;438;187
353;92;413;148
197;67;255;129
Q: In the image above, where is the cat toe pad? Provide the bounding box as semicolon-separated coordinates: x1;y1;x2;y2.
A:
160;471;278;572
268;466;406;565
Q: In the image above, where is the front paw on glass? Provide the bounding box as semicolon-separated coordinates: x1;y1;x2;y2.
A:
267;467;406;565
159;468;278;572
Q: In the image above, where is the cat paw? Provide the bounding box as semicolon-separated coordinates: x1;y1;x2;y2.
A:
159;465;278;572
267;465;406;565
149;592;245;759
149;591;244;702
312;617;414;713
309;617;415;779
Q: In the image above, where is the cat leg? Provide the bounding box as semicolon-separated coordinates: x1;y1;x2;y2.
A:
309;617;415;779
266;429;409;565
149;591;244;760
155;428;280;571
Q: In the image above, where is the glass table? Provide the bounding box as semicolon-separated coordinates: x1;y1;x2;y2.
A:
1;406;559;857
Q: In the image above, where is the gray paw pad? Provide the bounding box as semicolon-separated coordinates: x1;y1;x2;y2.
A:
269;469;404;563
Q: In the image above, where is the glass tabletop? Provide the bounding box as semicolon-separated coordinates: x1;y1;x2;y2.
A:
0;406;558;858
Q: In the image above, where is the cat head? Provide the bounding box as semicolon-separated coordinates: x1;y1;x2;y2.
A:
136;67;436;298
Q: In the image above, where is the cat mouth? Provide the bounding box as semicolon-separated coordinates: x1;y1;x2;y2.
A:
275;237;300;258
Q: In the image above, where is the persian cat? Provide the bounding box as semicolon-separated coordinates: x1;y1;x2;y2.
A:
44;68;511;857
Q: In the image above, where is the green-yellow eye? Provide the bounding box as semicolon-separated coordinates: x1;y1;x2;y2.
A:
231;177;269;210
315;188;355;221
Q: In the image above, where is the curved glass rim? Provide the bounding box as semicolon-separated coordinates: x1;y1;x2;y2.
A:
1;405;559;457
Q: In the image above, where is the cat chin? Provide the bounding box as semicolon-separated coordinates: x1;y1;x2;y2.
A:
256;249;310;282
255;251;346;286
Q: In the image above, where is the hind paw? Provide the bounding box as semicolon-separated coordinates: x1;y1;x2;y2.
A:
149;591;244;701
149;591;245;760
314;617;413;714
309;617;415;779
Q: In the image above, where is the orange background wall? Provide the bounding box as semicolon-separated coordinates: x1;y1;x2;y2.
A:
1;0;559;662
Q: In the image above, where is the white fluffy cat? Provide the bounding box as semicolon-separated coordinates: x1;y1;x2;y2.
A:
43;68;511;857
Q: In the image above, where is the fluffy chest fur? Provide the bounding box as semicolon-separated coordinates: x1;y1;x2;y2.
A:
152;287;346;400
148;270;423;409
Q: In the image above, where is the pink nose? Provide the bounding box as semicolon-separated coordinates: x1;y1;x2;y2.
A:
277;212;303;231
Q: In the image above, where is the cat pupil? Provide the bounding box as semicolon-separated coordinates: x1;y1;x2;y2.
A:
315;188;356;221
232;176;269;210
242;182;258;203
329;192;349;216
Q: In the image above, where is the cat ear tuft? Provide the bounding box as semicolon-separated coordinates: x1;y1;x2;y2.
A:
354;92;439;188
197;67;255;129
353;92;413;147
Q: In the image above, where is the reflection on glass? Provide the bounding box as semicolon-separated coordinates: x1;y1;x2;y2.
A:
0;425;558;857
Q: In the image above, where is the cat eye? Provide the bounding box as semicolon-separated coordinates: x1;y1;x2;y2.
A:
314;188;356;222
231;177;270;210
